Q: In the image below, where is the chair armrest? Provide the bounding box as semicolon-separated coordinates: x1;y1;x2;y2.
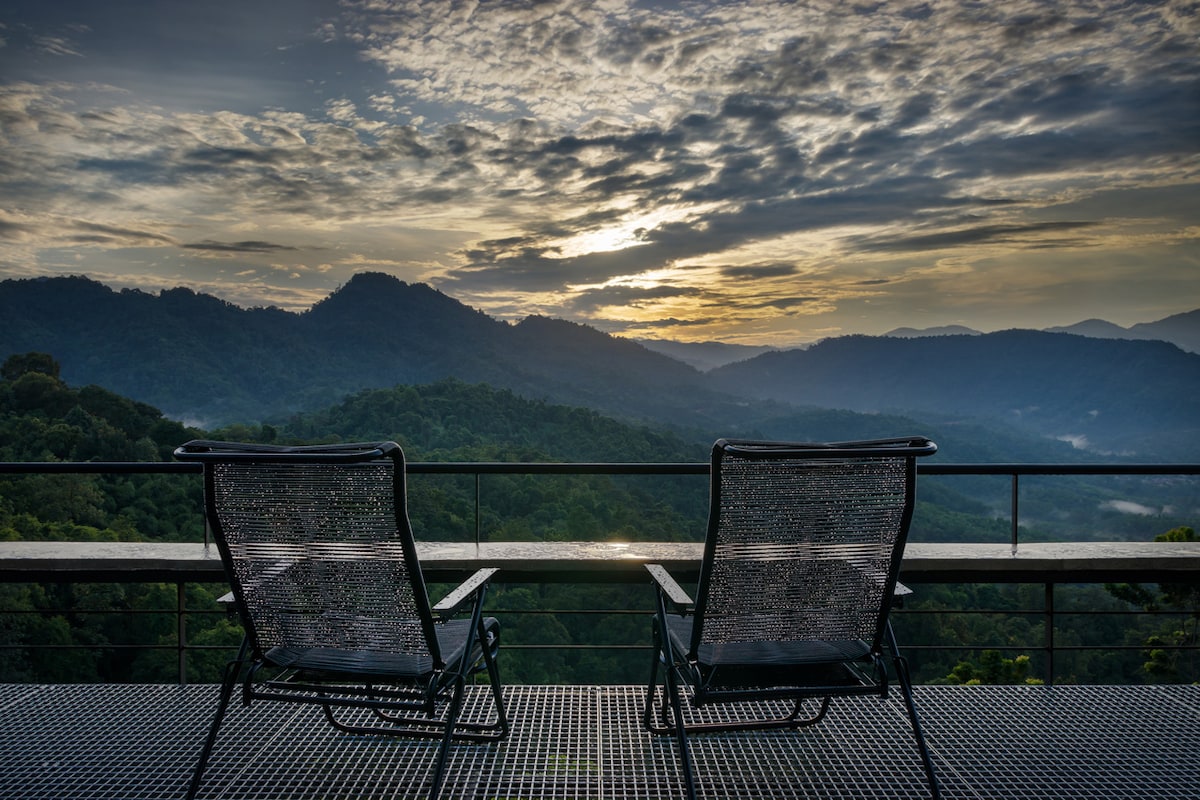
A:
216;591;238;618
432;567;500;619
646;564;694;613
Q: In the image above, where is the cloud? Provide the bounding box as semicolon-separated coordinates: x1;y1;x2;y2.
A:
182;240;298;254
720;263;799;280
0;1;1197;341
1100;499;1161;516
854;221;1099;253
32;34;85;57
69;221;178;247
567;282;704;313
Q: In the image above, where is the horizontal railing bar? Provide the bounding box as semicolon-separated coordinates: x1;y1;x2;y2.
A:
0;643;220;651
492;644;652;651
5;641;1194;654
2;461;1198;476
900;609;1200;615
0;461;202;474
409;462;710;475
901;643;1200;652
921;464;1200;475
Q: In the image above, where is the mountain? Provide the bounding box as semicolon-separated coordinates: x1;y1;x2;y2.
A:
1047;309;1200;353
888;312;1199;353
1046;318;1131;339
707;331;1200;459
2;273;1196;460
0;273;736;430
1127;309;1200;353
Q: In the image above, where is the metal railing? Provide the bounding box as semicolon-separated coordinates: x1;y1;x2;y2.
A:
2;459;1198;685
5;458;1197;548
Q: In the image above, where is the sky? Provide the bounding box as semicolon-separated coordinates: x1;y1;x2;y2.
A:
0;0;1197;347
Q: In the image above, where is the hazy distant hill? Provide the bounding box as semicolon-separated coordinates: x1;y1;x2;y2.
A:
2;273;1196;459
708;331;1200;458
886;310;1199;353
1048;309;1200;354
1045;318;1131;339
634;339;779;370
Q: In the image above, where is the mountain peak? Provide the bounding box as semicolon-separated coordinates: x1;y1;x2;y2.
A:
322;271;409;302
307;273;462;322
1046;319;1129;337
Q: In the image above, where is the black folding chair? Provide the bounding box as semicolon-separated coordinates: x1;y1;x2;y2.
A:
176;440;508;800
644;437;940;800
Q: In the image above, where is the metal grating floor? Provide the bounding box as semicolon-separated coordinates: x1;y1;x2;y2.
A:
1;683;1198;799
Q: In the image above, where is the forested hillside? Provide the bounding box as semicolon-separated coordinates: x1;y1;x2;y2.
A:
2;355;1196;685
0;273;734;431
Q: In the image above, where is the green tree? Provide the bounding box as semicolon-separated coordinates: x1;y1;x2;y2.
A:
2;352;60;381
936;649;1044;685
1106;527;1199;683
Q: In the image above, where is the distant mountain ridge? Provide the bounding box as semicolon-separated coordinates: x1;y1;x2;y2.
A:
885;309;1199;353
1;273;1197;459
707;331;1199;459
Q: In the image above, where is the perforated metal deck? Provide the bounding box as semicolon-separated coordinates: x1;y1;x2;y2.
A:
1;683;1197;799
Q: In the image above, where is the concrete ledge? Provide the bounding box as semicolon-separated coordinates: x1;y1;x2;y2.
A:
2;540;1199;584
901;541;1200;583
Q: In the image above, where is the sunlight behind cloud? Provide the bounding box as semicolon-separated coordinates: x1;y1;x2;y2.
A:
555;209;682;258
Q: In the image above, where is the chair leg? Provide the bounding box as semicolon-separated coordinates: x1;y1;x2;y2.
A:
427;675;467;800
787;695;832;727
643;623;683;733
478;619;509;738
663;661;699;800
186;638;248;800
643;627;663;730
887;626;941;800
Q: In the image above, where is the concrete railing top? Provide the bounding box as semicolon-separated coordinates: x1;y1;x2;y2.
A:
2;540;1199;584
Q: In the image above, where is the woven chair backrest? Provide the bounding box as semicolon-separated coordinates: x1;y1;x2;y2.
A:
188;441;439;664
693;439;929;654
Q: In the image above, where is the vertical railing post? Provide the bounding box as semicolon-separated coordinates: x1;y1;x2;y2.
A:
475;472;481;545
177;580;188;686
1011;473;1020;556
1044;582;1055;685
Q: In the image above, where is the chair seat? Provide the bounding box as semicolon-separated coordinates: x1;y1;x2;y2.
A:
662;613;877;689
266;617;500;678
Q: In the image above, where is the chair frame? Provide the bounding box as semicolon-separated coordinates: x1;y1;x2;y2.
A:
644;437;940;800
176;440;508;800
